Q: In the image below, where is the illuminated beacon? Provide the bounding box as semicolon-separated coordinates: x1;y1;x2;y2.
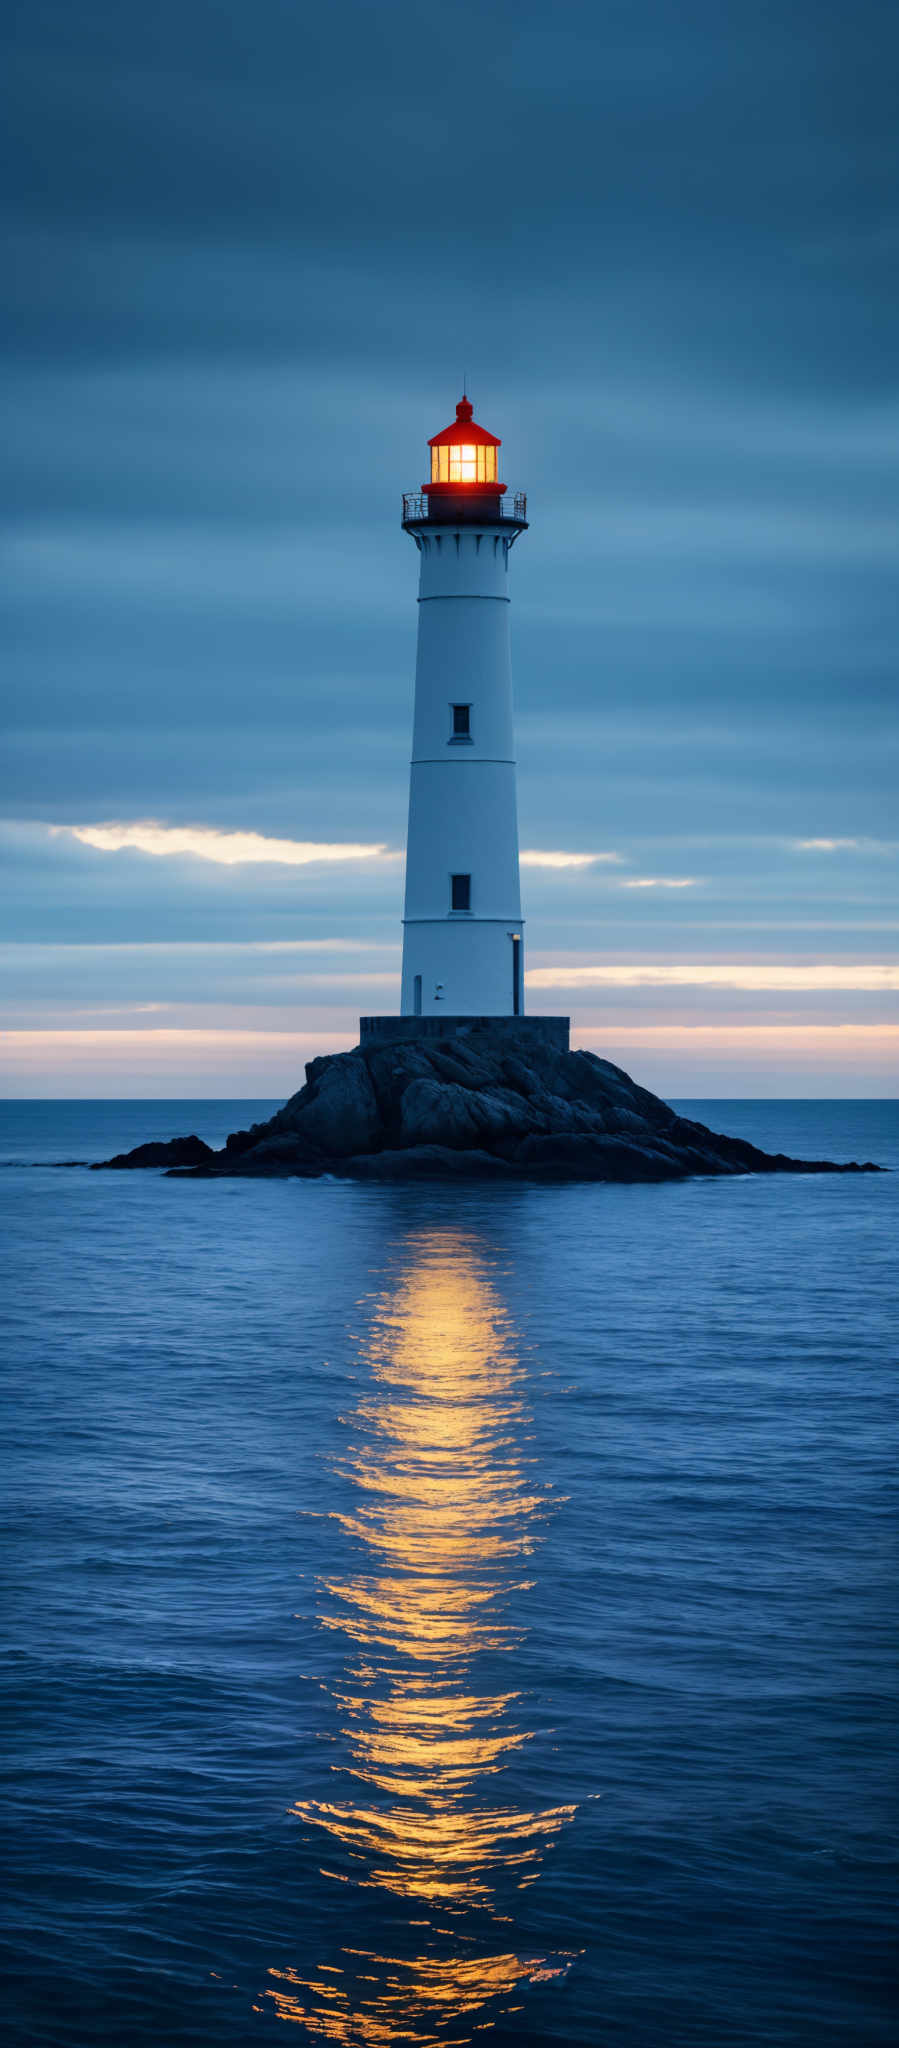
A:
399;397;528;1018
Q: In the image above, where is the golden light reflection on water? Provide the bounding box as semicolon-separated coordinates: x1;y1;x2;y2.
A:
266;1230;577;2041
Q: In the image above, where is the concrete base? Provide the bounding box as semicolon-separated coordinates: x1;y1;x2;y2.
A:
359;1014;570;1053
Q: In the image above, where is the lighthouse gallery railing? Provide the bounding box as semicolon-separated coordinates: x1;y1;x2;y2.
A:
402;490;527;524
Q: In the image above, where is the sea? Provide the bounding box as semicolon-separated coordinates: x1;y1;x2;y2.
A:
1;1099;897;2048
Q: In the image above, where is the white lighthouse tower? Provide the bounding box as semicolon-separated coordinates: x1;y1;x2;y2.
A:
399;396;527;1019
360;396;568;1055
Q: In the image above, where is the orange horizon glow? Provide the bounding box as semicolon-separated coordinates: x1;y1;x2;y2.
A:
2;1023;897;1097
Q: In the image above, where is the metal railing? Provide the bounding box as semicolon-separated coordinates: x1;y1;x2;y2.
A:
402;489;527;524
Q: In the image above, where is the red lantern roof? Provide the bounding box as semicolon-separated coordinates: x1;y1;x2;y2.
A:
428;396;501;449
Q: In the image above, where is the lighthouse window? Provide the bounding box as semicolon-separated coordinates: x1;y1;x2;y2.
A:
452;703;471;736
430;444;497;485
449;443;477;482
451;873;471;912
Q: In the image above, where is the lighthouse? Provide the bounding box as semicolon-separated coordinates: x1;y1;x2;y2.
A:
360;397;568;1054
400;396;527;1018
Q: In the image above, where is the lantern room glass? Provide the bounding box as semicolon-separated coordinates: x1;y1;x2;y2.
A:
431;444;497;484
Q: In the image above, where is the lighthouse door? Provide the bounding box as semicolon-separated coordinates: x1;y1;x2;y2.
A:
511;935;521;1016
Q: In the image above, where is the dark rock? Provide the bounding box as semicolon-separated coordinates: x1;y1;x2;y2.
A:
265;1050;380;1157
398;1077;481;1149
337;1144;517;1180
513;1131;682;1180
398;1077;535;1149
92;1134;214;1170
223;1126;261;1158
93;1024;884;1181
233;1131;323;1170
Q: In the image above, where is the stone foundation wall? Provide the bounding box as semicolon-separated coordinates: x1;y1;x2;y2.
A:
359;1014;570;1053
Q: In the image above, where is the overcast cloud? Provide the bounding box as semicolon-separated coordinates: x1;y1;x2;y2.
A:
3;0;897;1092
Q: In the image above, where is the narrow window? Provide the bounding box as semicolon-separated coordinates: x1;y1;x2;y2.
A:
452;703;471;737
451;873;471;912
413;973;422;1016
511;934;521;1015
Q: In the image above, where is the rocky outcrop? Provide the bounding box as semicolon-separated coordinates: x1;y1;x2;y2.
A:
92;1026;881;1182
98;1134;215;1170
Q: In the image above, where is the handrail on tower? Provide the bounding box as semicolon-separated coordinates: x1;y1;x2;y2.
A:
402;489;527;526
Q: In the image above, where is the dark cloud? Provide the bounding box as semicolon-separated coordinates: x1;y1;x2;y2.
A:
2;0;897;1085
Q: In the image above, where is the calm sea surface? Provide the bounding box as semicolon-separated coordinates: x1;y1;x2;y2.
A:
2;1100;897;2047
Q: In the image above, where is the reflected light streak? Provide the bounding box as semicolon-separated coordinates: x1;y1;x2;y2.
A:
267;1232;577;2041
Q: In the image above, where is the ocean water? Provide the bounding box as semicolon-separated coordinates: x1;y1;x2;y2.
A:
1;1099;897;2047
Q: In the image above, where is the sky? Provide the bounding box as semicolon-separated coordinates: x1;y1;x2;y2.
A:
3;0;898;1096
